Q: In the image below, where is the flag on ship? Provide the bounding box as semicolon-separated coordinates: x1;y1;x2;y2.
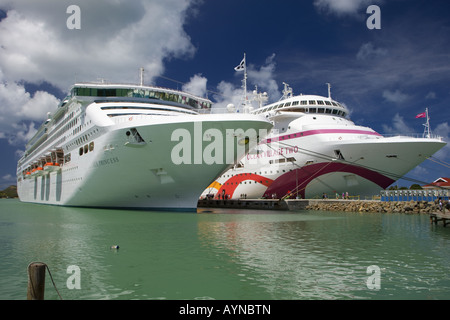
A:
415;112;426;118
234;56;245;71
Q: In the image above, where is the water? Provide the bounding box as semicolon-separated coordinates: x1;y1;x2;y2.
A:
1;199;450;300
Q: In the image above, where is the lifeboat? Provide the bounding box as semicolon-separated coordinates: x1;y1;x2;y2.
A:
31;166;44;177
43;149;63;173
43;161;61;172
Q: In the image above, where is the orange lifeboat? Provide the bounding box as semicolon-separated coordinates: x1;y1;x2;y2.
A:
43;161;61;172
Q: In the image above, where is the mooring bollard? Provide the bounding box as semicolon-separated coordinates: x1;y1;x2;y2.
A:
27;262;46;300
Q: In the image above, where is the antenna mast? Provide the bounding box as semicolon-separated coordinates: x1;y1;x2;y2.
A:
253;86;268;109
140;67;144;86
423;107;431;138
242;53;248;107
280;82;293;100
235;53;248;109
327;83;331;98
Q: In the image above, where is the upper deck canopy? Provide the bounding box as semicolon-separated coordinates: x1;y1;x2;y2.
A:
252;94;348;118
70;83;212;110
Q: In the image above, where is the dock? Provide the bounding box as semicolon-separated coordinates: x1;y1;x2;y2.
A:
198;199;290;211
197;199;356;211
429;212;450;227
198;198;443;214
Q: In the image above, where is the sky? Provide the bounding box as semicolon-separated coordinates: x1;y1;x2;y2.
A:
0;0;449;190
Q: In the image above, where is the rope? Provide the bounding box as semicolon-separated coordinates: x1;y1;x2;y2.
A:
274;139;439;187
28;262;63;300
427;156;450;169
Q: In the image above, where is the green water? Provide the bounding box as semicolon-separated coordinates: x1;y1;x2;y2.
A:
1;199;450;300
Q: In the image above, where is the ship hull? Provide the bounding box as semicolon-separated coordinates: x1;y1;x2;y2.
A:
203;134;446;200
17;114;272;211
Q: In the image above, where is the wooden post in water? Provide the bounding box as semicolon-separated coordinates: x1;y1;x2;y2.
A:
27;262;46;300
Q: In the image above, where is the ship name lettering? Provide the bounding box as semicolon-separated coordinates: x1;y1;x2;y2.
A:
94;157;120;167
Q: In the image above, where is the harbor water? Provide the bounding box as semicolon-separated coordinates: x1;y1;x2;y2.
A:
1;199;450;300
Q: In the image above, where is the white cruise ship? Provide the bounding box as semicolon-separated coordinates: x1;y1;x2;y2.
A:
16;82;272;211
202;84;446;200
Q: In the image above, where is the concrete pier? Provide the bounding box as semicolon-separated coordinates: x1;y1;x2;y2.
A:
198;198;443;214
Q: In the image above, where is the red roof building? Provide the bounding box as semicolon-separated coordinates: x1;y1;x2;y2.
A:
423;177;450;189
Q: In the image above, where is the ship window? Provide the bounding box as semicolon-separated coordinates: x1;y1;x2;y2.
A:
332;109;339;114
317;100;324;105
97;89;117;97
79;147;84;156
292;101;299;106
284;102;291;107
325;108;332;114
300;100;307;105
84;144;89;154
89;142;94;152
332;102;338;106
318;108;325;113
309;108;316;113
325;101;332;105
309;100;316;105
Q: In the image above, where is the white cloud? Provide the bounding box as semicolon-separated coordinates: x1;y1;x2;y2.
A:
9;122;38;145
211;80;246;113
0;0;197;87
211;54;281;113
0;0;199;144
0;173;15;189
0;80;59;143
425;92;436;99
247;54;280;101
313;0;381;16
381;113;415;135
382;90;409;104
356;42;387;61
182;74;208;98
2;174;13;181
434;122;450;138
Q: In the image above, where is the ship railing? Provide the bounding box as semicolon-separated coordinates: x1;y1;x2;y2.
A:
381;133;443;140
197;107;256;115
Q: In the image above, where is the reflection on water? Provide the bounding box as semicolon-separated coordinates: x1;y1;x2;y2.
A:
197;210;367;299
1;200;450;300
197;209;450;300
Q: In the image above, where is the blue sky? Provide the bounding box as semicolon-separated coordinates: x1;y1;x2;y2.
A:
0;0;449;190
